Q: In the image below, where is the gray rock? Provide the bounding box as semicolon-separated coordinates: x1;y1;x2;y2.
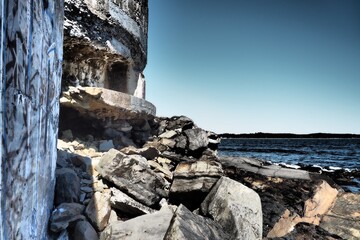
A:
96;149;167;206
99;140;114;152
183;128;209;153
55;168;80;205
85;191;111;231
164;205;230;240
160;138;176;148
69;155;92;173
49;203;85;232
110;187;155;216
201;176;263;240
159;130;177;139
100;207;174;240
170;160;223;210
174;135;187;151
120;146;159;160
70;221;99;240
320;193;360;240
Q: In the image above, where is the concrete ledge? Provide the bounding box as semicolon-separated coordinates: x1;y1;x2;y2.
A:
60;87;156;119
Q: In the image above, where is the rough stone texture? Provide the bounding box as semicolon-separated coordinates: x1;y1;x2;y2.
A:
99;140;114;152
170;160;223;210
100;207;174;240
201;176;263;240
85;191;112;231
267;180;339;238
70;220;99;240
0;0;63;238
49;203;85;232
320;193;360;240
120;146;159;160
55;168;81;205
60;87;156;120
96;149;167;206
63;0;148;97
184;128;209;153
110;187;155;216
164;205;230;240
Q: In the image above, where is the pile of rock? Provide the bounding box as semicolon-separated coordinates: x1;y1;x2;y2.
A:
49;116;360;240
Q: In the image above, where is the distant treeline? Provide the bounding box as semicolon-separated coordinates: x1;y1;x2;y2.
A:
219;132;360;139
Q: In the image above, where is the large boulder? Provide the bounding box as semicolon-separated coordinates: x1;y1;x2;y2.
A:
169;160;223;210
320;193;360;240
96;149;167;206
85;191;112;231
100;207;174;240
183;128;209;156
49;203;85;232
164;205;230;240
110;188;155;216
201;176;263;240
55;168;81;205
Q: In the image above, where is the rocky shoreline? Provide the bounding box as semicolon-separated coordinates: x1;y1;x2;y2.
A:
49;116;359;239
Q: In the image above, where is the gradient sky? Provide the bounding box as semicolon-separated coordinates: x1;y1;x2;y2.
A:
144;0;360;134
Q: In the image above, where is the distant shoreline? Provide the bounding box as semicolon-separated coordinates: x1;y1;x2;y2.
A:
219;133;360;139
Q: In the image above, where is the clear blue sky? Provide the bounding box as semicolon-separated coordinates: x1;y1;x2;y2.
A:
144;0;360;134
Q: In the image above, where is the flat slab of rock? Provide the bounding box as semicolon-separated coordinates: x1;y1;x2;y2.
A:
96;149;167;206
201;176;263;240
100;207;174;240
170;160;223;209
164;205;230;240
320;193;360;240
110;187;155;216
120;146;159;160
60;87;156;119
220;156;312;180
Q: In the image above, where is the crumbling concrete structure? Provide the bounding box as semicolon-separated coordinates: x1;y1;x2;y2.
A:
0;0;154;238
0;0;64;239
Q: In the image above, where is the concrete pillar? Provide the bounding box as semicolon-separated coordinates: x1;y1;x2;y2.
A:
0;0;63;239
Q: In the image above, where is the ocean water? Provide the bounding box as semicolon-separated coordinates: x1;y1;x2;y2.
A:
218;138;360;171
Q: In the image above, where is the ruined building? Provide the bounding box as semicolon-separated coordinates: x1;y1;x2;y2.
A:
0;0;153;238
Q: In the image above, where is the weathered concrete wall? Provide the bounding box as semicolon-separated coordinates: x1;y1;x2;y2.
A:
63;0;148;97
0;0;63;239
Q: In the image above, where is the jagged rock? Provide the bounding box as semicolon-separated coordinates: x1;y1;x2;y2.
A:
160;151;194;163
160;138;176;148
55;168;80;205
320;193;360;240
183;128;209;156
100;207;174;240
99;140;114;152
148;160;173;180
110;188;155;216
164;204;230;240
96;149;167;206
281;222;343;240
85;191;111;231
303;180;338;224
70;221;99;240
207;132;220;150
165;116;194;131
266;180;339;238
170;160;223;210
120;146;159;160
49;203;85;232
159;130;177;139
174;135;187;153
201;176;263;240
